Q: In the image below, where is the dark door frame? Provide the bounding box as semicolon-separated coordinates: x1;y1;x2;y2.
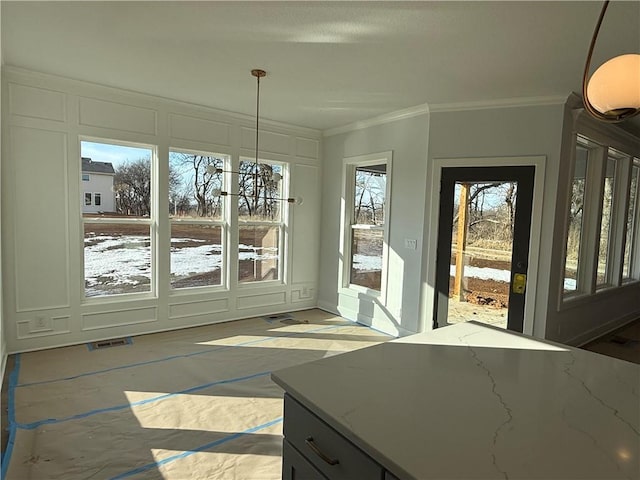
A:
434;165;535;332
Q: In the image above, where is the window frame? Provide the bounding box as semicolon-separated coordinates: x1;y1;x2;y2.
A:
339;151;392;304
561;127;640;306
80;137;157;302
93;192;102;207
236;156;289;286
168;148;229;292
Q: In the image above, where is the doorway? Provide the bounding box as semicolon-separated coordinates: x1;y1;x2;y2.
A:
434;166;535;332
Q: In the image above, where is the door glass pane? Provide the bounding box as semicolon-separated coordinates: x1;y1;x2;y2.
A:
238;225;279;283
171;224;222;289
84;223;151;297
350;228;383;290
447;181;516;329
564;145;588;293
597;156;616;286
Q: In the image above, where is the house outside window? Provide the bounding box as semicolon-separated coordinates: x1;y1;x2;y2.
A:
341;152;392;301
81;156;115;213
81;140;155;298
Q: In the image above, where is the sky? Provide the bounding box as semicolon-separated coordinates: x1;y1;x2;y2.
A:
81;141;152;169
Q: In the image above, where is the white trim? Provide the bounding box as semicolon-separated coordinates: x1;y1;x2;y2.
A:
429;95;567;113
323;96;568;138
324;104;429;137
4;65;322;139
421;155;547;336
339;151;393;306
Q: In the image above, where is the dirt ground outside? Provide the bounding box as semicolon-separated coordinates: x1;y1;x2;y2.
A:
83;220;278;295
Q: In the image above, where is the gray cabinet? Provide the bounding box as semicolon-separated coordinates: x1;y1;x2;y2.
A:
282;394;385;480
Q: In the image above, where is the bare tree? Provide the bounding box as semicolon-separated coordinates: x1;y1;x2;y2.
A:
114;158;151;216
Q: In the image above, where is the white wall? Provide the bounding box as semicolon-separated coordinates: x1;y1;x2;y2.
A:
318;100;581;339
319;111;430;336
423;102;565;339
1;67;322;353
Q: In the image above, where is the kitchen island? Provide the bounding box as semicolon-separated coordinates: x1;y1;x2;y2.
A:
271;322;639;479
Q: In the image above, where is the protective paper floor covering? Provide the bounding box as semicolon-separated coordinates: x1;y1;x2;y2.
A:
3;309;390;479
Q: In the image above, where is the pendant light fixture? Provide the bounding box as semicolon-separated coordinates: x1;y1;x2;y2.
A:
217;69;301;205
582;0;640;123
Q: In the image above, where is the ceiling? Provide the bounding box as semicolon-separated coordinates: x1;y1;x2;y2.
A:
2;1;639;131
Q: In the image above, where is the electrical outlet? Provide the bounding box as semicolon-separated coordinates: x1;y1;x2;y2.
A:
404;238;417;250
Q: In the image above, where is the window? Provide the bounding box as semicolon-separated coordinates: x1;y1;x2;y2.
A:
596;152;618;287
342;152;391;297
622;160;640;281
169;150;228;289
563;134;639;301
81;140;154;298
84;192;92;206
564;144;589;293
237;158;286;283
94;193;101;206
82;174;90;181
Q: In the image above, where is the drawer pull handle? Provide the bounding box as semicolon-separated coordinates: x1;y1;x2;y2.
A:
304;436;340;466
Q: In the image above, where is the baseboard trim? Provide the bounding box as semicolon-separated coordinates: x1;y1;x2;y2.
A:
572;312;640;347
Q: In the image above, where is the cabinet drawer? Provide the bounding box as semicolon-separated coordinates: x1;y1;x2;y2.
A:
282;440;327;480
283;394;383;480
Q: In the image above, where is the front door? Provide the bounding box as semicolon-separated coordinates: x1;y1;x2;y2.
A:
434;166;534;332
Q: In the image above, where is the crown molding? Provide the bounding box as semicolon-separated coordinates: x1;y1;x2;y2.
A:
323;103;429;137
429;95;568;113
322;95;571;137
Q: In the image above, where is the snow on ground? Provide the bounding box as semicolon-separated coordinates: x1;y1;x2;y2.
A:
449;264;510;283
88;235;578;293
84;235;278;296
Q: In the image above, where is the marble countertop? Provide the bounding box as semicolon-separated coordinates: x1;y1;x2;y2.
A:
272;322;639;480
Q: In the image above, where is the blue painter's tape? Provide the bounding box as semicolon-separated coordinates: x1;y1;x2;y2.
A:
1;354;21;480
18;323;350;388
109;417;283;479
16;370;271;430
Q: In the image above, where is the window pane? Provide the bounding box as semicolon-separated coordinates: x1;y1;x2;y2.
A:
84;192;92;206
596;156;616;286
171;224;222;289
94;193;101;206
353;164;387;225
623;163;639;280
238;160;282;221
564;145;588;293
350;228;383;291
169;152;226;220
80;141;152;218
239;225;279;282
84;223;151;297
